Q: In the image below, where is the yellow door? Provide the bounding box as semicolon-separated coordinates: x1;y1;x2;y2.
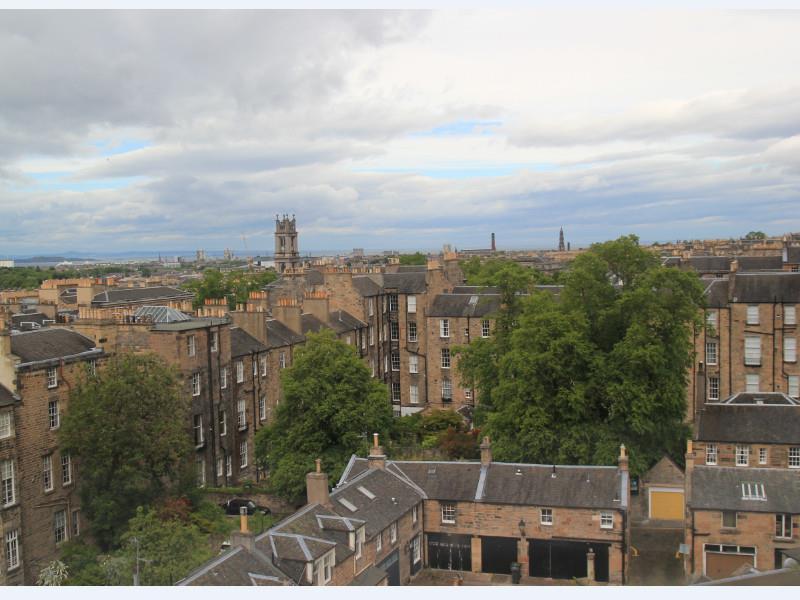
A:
649;489;684;520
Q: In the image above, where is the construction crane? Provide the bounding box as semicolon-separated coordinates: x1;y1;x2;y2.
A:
241;233;254;271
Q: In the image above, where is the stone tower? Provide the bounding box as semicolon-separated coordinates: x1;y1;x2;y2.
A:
274;214;300;273
558;227;566;252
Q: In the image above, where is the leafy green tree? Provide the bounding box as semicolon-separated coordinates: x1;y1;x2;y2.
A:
255;330;393;502
60;353;193;549
399;252;427;265
37;560;69;586
745;231;767;240
458;235;705;473
182;268;277;309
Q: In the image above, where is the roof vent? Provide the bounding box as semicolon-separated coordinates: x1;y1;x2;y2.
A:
428;466;437;476
338;498;358;512
357;486;376;500
551;465;557;479
515;468;522;476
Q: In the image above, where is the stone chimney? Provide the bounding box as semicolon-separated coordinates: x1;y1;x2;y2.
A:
303;291;330;324
368;433;386;470
272;297;302;334
730;258;738;273
684;439;694;506
306;458;330;507
696;360;707;417
618;444;629;472
480;436;492;466
229;506;255;552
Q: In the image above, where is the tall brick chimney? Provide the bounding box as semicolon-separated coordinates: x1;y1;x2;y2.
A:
306;458;330;507
684;439;694;504
303;291;330;324
272;297;302;334
480;436;492;466
618;444;629;472
229;506;255;552
368;433;386;470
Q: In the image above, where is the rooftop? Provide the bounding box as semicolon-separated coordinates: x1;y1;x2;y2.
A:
10;328;101;365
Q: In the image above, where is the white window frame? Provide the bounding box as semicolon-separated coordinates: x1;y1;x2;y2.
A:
194;414;204;446
5;529;19;571
43;454;53;492
187;335;196;357
776;514;793;539
71;510;80;538
219;410;227;437
706;444;718;465
481;319;490;338
708;377;720;401
746;305;760;325
736;445;750;467
61;453;72;486
369;326;374;346
789;447;800;468
407;295;417;314
48;399;60;429
412;534;421;564
259;395;267;421
260;356;267;377
236;360;244;383
376;531;382;554
785;305;797;326
409;355;418;374
789;375;799;399
220;366;227;389
706;311;717;330
0;411;12;439
741;482;766;500
745;374;759;393
540;508;553;525
600;511;613;529
408;321;417;342
784;337;797;362
355;527;365;559
1;459;16;507
253;358;258;377
391;352;400;372
759;447;768;465
279;352;286;369
54;509;67;544
240;441;248;468
409;384;419;405
441;379;452;401
88;359;97;376
412;504;418;524
745;336;761;366
441;503;456;524
390;321;399;341
237;399;246;429
216;456;223;477
226;454;232;477
210;331;218;353
389;294;399;312
368;298;374;317
192;373;201;396
440;319;450;338
705;342;718;365
47;366;58;389
391;382;401;403
441;348;451;369
390;521;397;543
464;388;473;401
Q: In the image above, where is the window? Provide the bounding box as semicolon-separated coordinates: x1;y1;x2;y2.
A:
776;514;793;539
746;374;760;393
741;482;766;500
722;511;737;528
210;331;218;353
0;411;11;439
192;373;201;396
216;457;223;477
236;360;244;383
226;455;232;477
43;455;53;492
220;366;227;389
368;298;374;317
464;388;472;401
786;305;797;326
187;335;196;357
708;377;720;401
785;337;797;362
407;295;417;313
789;376;799;399
383;324;387;342
61;453;72;486
409;355;419;374
706;444;718;465
706;311;717;330
442;379;452;401
237;399;246;429
600;511;613;529
412;535;421;564
481;320;490;338
412;504;418;524
540;508;553;525
745;336;761;366
316;551;334;585
409;384;419;405
789;447;800;468
464;327;470;337
392;382;401;403
371;359;375;378
369;326;375;346
746;305;760;325
705;342;717;365
71;510;80;537
193;414;204;446
47;366;57;388
441;348;451;369
408;321;417;342
376;531;382;553
390;321;399;341
390;521;397;543
759;447;768;465
240;441;248;468
259;395;267;421
736;445;750;466
440;319;450;338
54;509;67;544
355;527;365;559
1;459;15;506
5;530;19;570
48;400;59;429
441;503;456;524
279;352;286;369
389;294;398;312
384;355;388;373
196;458;205;487
253;358;258;377
88;359;97;376
260;356;267;377
391;352;400;371
219;410;227;436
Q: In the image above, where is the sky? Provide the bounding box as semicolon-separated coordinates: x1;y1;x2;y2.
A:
1;9;800;256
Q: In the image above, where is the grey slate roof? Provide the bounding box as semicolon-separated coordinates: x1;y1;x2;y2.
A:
352;272;429;296
300;314;328;335
786;247;800;263
452;285;501;294
720;392;798;406
151;317;229;332
178;545;291;586
0;383;19;407
686;256;732;273
690;466;800;513
737;256;784;271
11;312;51;329
704;278;730;308
428;294;501;318
133;305;191;324
10;328;101;365
695;403;800;444
352;275;383;297
350;564;388;586
92;286;193;306
729;272;800;303
265;319;305;349
230;327;268;357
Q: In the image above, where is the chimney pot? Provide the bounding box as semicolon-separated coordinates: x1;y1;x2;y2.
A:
240;506;249;533
480;436;492;466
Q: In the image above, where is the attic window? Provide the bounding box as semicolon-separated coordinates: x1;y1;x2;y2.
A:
338;498;358;512
357;486;376;500
741;482;766;501
469;295;479;306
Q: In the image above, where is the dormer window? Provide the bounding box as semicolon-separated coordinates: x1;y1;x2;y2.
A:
314;550;335;585
355;526;365;559
741;482;766;501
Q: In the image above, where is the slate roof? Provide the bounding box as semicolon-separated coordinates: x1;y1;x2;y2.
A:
151;317;229;332
350;564;388;586
685;256;732;273
178;545;291;586
11;312;52;329
10;328;101;365
301;311;365;336
729;272;800;303
133;305;191;324
690;466;800;514
0;383;19;408
265;319;305;349
737;256;784;271
719;392;798;406
428;294;501;318
695;402;800;444
785;247;800;264
452;285;500;294
352;272;428;296
352;275;383;297
230;327;268;357
704;279;730;308
92;286;193;306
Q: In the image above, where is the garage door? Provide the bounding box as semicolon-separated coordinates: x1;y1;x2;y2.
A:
649;488;684;520
529;540;610;582
705;551;755;579
427;533;472;572
481;536;518;575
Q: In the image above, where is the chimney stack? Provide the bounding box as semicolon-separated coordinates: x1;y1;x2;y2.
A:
229;506;255;552
480;436;492;466
306;458;331;507
491;233;496;252
618;444;629;473
368;433;386;470
272;297;303;334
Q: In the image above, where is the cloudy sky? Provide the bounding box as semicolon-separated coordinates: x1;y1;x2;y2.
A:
1;10;799;256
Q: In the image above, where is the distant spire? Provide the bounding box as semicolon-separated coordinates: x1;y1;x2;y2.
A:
558;227;566;252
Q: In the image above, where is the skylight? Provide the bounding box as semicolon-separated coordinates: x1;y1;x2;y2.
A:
741;482;766;500
338;498;358;512
357;486;376;500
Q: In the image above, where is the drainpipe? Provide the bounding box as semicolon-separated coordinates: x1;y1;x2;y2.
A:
205;323;217;488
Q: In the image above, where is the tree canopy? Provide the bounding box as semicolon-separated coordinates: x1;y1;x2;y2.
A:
182;268;278;309
457;235;705;473
60;353;193;549
398;252;427;266
744;231;767;240
255;330;393;502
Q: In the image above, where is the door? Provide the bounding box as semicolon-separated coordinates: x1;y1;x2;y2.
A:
427;533;472;571
378;549;401;586
705;551;754;579
529;539;610;582
649;488;684;520
481;536;518;575
410;534;423;576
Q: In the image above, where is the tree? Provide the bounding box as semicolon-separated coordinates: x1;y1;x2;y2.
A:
458;235;705;473
745;231;767;240
37;560;69;586
255;330;393;502
182;268;278;309
60;353;193;549
399;252;427;266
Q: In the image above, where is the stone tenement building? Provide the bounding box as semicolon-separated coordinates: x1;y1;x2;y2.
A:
683;391;800;581
0;326;104;585
180;437;631;586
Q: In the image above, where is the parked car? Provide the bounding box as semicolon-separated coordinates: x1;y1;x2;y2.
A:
221;498;270;516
